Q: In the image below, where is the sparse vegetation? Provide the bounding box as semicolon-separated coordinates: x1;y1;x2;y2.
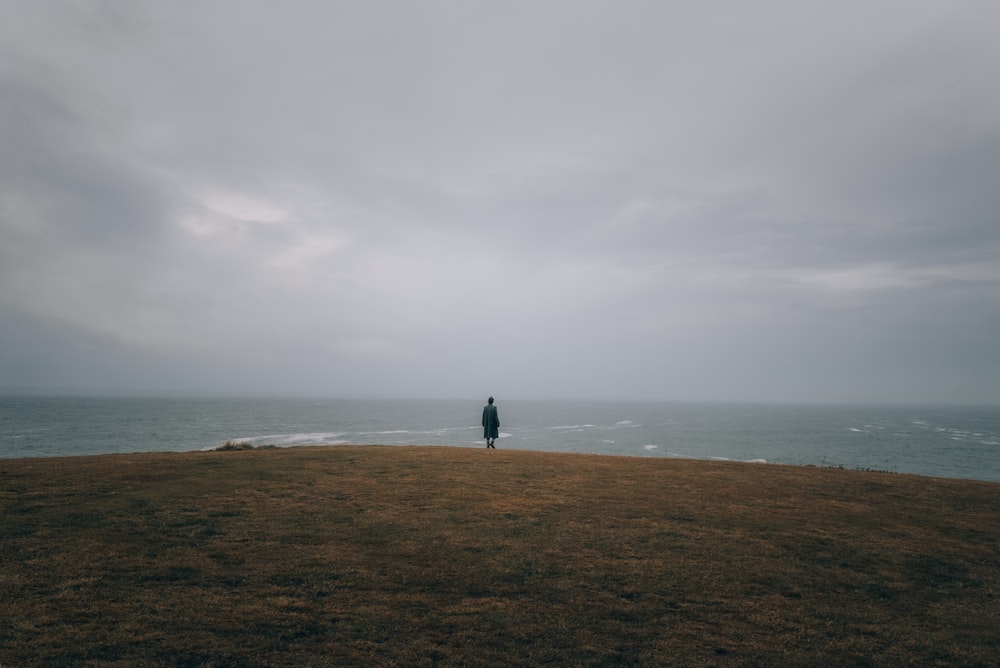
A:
1;446;998;666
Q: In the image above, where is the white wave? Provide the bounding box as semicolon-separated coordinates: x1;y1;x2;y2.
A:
360;429;410;435
746;458;767;464
207;431;348;450
229;433;284;442
267;432;346;445
615;420;634;425
709;456;732;461
552;424;596;430
642;444;658;450
602;439;616;444
847;427;865;433
422;427;464;435
223;432;343;444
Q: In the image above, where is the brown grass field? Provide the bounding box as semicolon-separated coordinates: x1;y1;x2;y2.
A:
2;445;999;666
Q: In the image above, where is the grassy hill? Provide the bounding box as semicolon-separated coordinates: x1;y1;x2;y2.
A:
2;446;998;666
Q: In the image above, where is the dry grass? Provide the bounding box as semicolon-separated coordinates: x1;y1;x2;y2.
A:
1;446;998;666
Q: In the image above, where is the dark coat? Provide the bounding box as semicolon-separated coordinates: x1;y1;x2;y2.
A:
482;404;500;439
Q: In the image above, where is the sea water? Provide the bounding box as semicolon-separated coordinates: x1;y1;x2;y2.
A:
1;397;998;482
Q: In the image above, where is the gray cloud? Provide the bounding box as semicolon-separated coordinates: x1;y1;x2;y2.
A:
1;0;998;403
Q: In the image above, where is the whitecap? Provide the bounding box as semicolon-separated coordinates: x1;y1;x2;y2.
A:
270;432;347;445
208;431;348;450
642;444;658;451
225;432;346;445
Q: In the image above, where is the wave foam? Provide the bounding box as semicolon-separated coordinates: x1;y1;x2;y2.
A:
216;432;347;448
269;432;345;445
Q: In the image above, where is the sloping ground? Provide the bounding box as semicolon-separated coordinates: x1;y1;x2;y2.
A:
2;446;998;666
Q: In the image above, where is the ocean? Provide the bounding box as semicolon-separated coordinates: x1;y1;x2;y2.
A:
1;397;999;482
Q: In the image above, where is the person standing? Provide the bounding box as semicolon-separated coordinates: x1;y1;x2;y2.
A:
482;396;499;449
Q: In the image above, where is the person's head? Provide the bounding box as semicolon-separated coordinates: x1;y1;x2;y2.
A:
488;396;494;404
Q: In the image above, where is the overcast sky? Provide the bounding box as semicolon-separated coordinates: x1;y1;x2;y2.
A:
1;1;998;403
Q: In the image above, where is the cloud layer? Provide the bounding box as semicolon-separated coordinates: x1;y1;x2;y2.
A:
2;1;999;402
